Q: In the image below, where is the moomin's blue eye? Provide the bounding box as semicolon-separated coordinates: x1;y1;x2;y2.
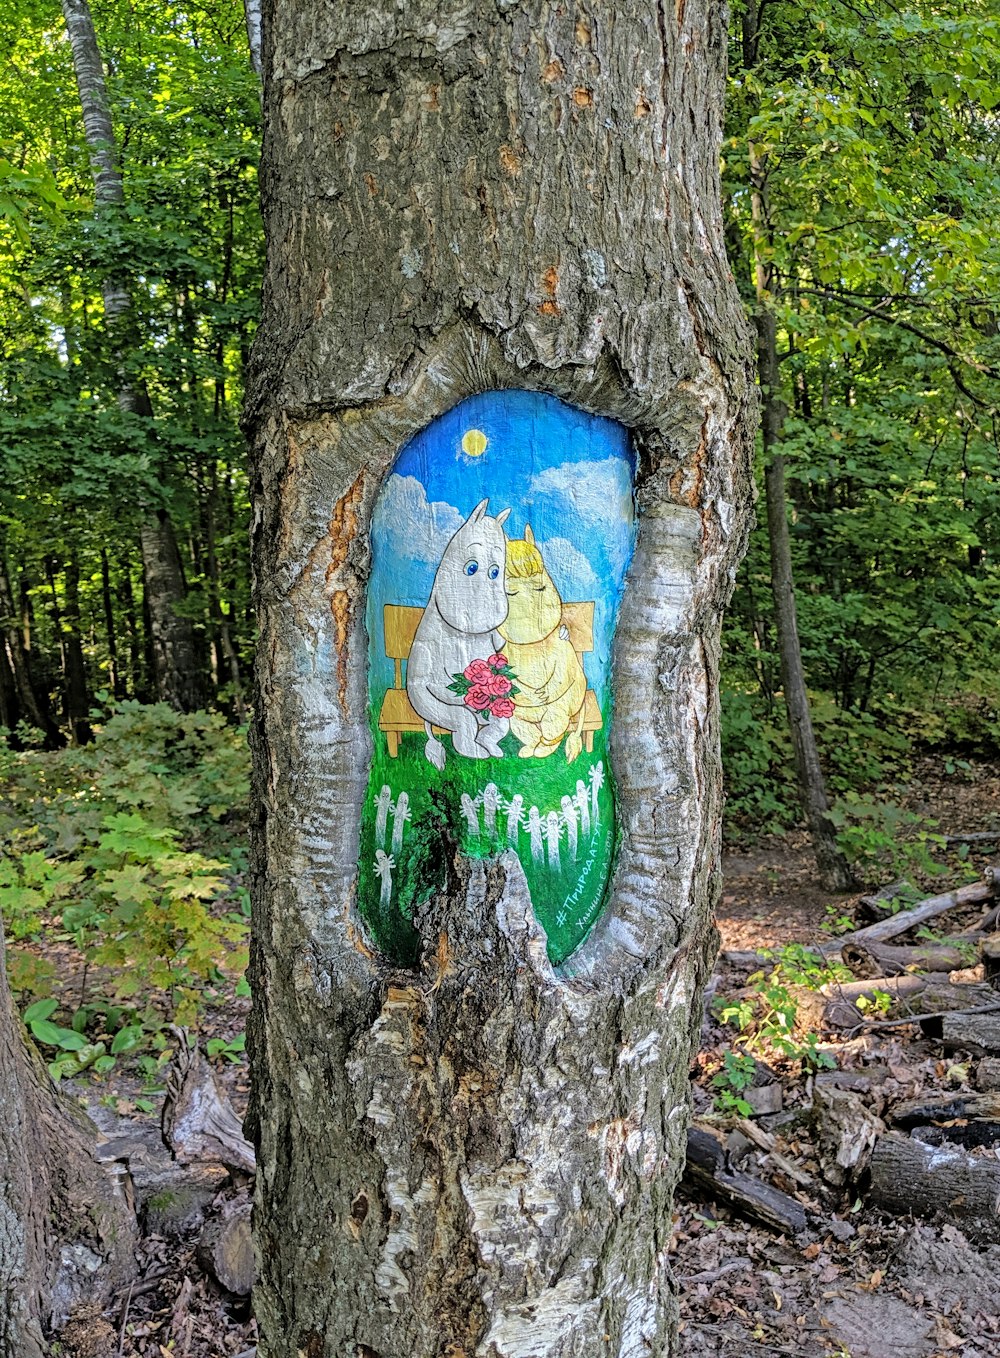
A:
464;560;478;576
488;564;500;580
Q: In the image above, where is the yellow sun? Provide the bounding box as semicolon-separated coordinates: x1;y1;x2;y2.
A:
462;428;488;458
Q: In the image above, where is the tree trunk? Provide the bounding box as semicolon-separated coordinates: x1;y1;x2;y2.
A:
0;638;18;732
762;438;854;890
0;546;62;748
62;550;93;744
245;4;755;1356
99;547;122;699
205;466;247;722
119;548;144;698
0;921;136;1350
743;7;854;892
61;0;203;713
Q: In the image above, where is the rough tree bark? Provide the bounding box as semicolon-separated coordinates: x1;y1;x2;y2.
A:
245;4;755;1356
741;3;855;892
0;922;136;1352
61;0;204;713
0;538;62;748
62;550;93;745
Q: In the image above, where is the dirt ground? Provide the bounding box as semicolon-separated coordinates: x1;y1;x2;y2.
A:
62;759;1000;1358
675;759;1000;1358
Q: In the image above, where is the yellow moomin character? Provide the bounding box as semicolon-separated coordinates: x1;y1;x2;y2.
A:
499;526;587;761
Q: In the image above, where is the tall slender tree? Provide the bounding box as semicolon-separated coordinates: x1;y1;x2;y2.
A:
61;0;203;712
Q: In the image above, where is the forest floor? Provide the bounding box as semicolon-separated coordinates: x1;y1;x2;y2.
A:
55;760;1000;1358
675;758;1000;1358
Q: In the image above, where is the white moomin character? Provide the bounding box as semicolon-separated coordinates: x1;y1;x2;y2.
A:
406;498;512;769
575;778;591;838
482;782;500;841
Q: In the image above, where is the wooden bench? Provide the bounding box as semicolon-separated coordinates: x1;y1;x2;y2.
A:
378;602;603;758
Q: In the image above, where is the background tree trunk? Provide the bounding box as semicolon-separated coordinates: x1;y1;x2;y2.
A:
745;39;855;891
0;921;136;1351
62;550;93;745
245;3;755;1355
61;0;203;713
0;540;62;748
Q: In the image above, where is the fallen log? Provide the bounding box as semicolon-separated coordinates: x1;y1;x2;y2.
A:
812;1086;884;1186
889;1089;1000;1128
856;879;919;924
822;974;997;1028
841;938;979;978
975;1057;1000;1090
981;936;1000;989
684;1124;810;1236
936;1010;1000;1054
162;1034;256;1175
830;870;999;954
720;949;772;970
945;831;1000;847
869;1132;1000;1244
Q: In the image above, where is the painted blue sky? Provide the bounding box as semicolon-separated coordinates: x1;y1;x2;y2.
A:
367;390;636;699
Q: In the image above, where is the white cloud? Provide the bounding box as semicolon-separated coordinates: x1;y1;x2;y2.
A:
531;457;633;528
531;457;634;576
373;474;464;566
537;535;598;600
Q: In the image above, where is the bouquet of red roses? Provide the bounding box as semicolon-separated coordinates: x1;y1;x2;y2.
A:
447;652;519;721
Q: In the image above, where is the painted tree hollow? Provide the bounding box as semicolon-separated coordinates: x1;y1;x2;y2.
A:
361;390;635;965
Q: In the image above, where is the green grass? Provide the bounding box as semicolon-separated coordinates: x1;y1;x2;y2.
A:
358;702;617;966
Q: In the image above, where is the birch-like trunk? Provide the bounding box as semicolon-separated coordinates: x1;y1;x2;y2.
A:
245;3;756;1354
0;923;136;1350
61;0;203;714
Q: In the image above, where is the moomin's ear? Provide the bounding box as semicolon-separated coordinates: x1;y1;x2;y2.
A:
469;498;489;522
495;508;511;526
524;524;535;544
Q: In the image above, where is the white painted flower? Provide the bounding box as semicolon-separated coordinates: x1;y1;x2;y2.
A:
374;849;395;909
374;784;394;850
391;790;411;857
575;779;591;838
560;794;579;863
527;805;544;864
460;792;481;837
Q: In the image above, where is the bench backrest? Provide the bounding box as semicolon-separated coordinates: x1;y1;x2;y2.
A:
383;601;595;688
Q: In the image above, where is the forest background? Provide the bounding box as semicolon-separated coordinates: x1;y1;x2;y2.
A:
0;0;998;1073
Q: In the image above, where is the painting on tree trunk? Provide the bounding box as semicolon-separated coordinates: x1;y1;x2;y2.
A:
360;390;636;965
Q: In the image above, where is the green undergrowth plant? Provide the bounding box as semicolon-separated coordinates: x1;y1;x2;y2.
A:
721;687;916;843
0;703;250;1075
712;946;848;1112
827;792;946;885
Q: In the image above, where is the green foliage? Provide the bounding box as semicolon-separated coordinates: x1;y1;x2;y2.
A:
711;1049;757;1118
714;946;845;1084
827;793;947;884
854;988;893;1017
720;0;1000;843
206;1031;246;1064
0;0;258;730
1;704;250;1075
